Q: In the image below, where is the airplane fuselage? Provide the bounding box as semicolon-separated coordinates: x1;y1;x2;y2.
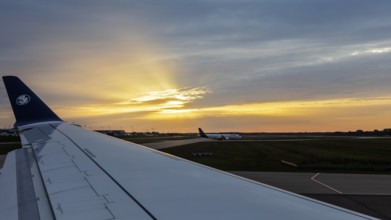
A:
203;133;242;140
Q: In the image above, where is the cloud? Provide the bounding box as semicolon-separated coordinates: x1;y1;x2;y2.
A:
1;0;391;131
142;96;391;132
59;87;210;118
123;88;209;105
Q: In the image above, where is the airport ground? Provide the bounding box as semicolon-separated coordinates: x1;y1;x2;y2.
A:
160;137;391;174
149;136;391;219
1;134;391;219
231;171;391;219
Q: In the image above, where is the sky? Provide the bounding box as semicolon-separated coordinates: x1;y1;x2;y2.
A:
1;0;391;132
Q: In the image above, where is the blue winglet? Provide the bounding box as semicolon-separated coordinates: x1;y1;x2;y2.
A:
3;76;62;127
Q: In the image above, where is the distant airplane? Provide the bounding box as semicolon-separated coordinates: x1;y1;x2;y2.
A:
0;76;372;219
198;127;242;140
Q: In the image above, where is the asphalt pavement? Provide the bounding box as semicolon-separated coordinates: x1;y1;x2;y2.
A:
143;138;211;149
231;171;391;219
231;171;391;195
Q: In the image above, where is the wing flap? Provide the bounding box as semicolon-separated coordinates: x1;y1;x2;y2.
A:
20;124;155;220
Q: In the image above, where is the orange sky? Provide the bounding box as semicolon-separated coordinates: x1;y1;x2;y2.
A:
1;40;390;132
1;1;391;132
0;36;390;132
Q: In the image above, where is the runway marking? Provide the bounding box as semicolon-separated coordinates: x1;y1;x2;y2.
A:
310;173;343;194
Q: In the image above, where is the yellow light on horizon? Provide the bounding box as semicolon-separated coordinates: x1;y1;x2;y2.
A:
143;96;391;120
57;96;391;120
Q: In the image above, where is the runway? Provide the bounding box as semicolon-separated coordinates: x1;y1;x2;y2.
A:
232;171;391;219
142;138;211;149
142;138;321;150
231;171;391;195
0;142;20;145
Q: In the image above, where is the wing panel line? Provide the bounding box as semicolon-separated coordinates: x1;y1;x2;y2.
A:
27;146;57;220
16;149;41;220
49;124;157;220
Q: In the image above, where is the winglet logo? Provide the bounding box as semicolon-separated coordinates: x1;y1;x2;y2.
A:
16;94;31;106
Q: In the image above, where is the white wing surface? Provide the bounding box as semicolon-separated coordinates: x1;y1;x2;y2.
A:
0;76;375;219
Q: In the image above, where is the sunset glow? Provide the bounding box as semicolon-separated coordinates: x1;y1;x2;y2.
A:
51;92;391;132
1;1;391;132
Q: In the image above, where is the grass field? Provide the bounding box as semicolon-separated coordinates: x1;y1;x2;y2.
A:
0;136;21;155
161;138;391;173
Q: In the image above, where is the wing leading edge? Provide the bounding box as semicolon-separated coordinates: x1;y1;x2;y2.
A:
0;76;376;220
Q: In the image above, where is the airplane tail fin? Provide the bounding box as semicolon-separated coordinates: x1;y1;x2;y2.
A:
198;128;208;138
3;76;62;127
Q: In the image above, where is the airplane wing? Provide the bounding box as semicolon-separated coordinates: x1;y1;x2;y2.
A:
0;76;375;220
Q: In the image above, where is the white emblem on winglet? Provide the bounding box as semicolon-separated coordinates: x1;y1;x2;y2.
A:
16;94;31;106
